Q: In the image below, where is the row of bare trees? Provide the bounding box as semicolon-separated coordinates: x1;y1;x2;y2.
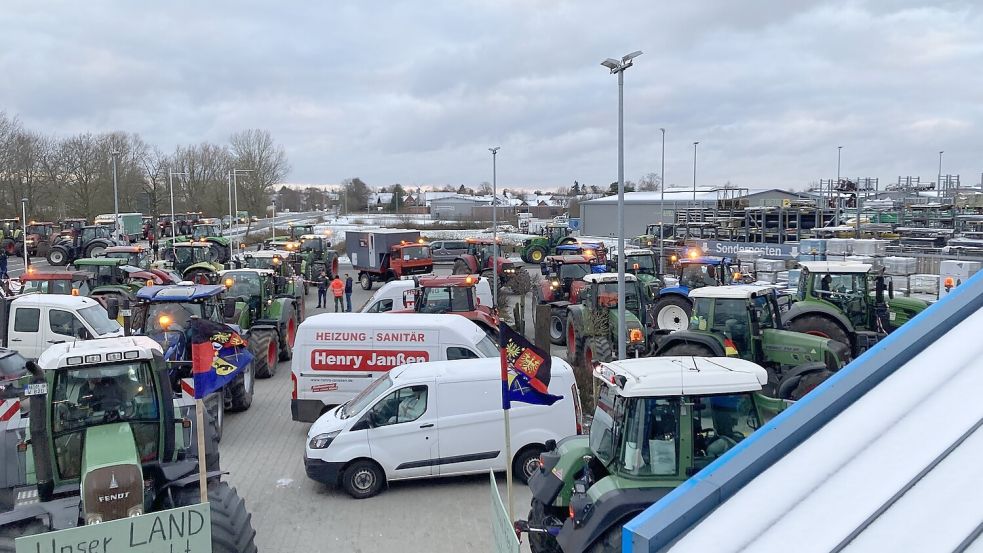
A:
0;112;290;221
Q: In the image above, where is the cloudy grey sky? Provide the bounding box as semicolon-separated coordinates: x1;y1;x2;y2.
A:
2;1;980;190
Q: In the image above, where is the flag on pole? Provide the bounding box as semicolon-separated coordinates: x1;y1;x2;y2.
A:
189;318;253;399
499;322;563;409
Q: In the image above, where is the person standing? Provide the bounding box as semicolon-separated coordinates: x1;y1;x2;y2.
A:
0;249;7;281
316;270;328;309
344;274;354;312
330;275;345;312
148;229;158;261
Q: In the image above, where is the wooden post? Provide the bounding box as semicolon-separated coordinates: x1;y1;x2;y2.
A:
534;304;551;352
194;399;208;504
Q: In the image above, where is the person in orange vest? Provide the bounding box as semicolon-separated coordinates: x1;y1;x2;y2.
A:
330;275;345;312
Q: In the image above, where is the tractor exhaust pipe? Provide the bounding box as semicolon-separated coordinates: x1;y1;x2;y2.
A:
25;361;54;502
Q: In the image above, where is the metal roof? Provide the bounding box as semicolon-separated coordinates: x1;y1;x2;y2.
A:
688;284;777;299
799;261;872;273
582;273;639;284
594;357;768;397
248;250;290;258
135;283;225;301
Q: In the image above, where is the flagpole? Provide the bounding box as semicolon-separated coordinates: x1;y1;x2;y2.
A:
195;399;208;503
504;408;514;523
499;323;515;523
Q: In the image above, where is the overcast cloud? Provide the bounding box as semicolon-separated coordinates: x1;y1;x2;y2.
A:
1;0;980;190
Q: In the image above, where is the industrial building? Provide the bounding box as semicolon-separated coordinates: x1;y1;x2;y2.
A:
579;187;807;237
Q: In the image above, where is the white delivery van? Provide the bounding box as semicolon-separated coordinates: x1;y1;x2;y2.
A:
0;294;124;359
304;356;580;498
359;278;493;313
291;313;499;422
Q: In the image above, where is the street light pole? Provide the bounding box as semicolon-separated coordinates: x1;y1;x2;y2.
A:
938;150;944;194
489;147;501;311
692;141;699;221
227;170;234;233
110;148;121;242
20;199;28;271
168;171;188;260
271;199;277;243
835;146;842;225
602;50;642;361
659;128;666;272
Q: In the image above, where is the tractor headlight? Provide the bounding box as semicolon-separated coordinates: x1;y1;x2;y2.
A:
86;513;103;525
628;328;643;343
550;280;560;289
127;505;144;517
309;431;340;449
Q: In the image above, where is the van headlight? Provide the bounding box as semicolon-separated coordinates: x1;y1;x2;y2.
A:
309;430;340;449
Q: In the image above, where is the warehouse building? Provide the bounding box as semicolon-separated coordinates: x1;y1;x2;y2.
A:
579;187;807;237
429;194;493;219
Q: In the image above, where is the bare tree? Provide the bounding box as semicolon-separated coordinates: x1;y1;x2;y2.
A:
478;181;493;195
172;142;230;213
229;129;290;216
637;172;662;192
57;133;109;219
140;146;170;218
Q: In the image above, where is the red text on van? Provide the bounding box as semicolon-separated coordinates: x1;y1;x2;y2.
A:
311;349;430;371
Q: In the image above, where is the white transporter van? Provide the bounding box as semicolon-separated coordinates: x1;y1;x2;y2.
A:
304;357;581;498
359;278;493;313
1;295;124;359
291;313;499;422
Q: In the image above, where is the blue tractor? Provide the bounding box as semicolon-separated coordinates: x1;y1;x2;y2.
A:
651;255;747;331
131;283;256;440
554;242;608;273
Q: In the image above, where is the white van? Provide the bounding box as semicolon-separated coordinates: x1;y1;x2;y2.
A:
359;278;493;313
1;295;124;359
291;313;499;422
304;356;581;498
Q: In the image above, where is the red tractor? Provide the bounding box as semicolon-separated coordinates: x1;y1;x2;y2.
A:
58;218;88;239
24;221;56;257
397;274;499;338
535;255;595;345
452;238;517;285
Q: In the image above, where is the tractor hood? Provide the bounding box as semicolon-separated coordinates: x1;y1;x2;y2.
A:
81;423;145;523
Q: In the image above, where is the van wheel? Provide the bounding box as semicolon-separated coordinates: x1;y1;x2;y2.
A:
342;460;385;499
513;445;546;485
359;273;372;290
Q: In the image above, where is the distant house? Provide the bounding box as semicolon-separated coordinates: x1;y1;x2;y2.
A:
430;194;493;219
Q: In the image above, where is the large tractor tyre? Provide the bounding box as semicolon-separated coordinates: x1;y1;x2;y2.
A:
84;242;108;258
359;272;373;291
653;295;692;331
46;246;69;266
513;445;546;485
660;342;716;357
341;459;386;499
210;242;230;264
279;313;297;361
188;407;222;471
172;482;258;553
549;309;567;346
249;330;280;379
0;520;50;552
226;359;255;413
566;318;585;367
778;368;833;401
585;516;639;553
452;259;469;275
788;315;851;348
527;246;547;264
528;499;564;553
584;336;614;366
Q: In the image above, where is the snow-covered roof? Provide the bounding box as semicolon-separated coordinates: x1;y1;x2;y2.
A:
799;261;872;274
689;284;777;299
582;273;638;284
594;357;768;397
583;187;748;204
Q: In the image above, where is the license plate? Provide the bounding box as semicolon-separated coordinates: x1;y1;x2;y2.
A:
889;312;897;321
121;309;132;317
24;383;48;396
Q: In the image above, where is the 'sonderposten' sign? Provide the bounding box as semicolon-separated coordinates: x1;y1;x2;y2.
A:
688;239;800;259
16;504;211;553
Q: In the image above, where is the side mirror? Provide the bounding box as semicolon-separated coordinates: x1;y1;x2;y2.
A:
76;327;91;340
223;297;237;319
105;298;120;321
350;417;372;431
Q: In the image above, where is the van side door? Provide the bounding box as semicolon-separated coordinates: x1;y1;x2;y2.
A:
364;384;436;479
8;306;42;358
434;379;503;476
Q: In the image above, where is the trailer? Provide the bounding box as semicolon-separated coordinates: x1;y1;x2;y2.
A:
94;212;144;242
346;229;433;290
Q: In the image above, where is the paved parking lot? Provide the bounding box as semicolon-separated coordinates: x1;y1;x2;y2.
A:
220;262;536;552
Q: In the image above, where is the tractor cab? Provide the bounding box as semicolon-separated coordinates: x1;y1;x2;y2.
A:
25;221;56;255
518;357;786;553
540;255;593;303
455;238;516;282
25;222;55;238
240;250;290;273
676;255;743;289
582;273;644;316
686;285;786;361
221;269;271;319
71;258;131;287
298;234;330;255
19;269;92;296
554;241;608;268
398;275;499;337
59;218;87;238
289;224;315;240
191;223;223;240
162;242;222;284
103;245;151;269
132;284;233;348
797;262;876;329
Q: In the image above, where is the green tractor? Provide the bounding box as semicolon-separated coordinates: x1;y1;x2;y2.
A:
162;242;225;284
233;250;306;306
0;337;257;552
785;261;928;357
220;268;304;378
516;356;789;553
565;273;650;367
161;223;232;264
291;235;340;294
609;248;662;289
654;285;851;399
631;222;675;249
70;258;151;322
288;223;315;240
521;224;579;263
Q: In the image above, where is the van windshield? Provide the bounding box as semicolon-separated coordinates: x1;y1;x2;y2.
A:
343;374;393;418
475;335;498;357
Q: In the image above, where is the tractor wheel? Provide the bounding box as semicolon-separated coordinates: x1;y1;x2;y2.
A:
360;272;373;290
585;336;613;366
0;520;49;552
660;342;716;357
188;407;221;471
250;330;280;379
653;295;692;331
528;499;564;553
209;390;226;443
549;308;567;346
566;318;584;367
279;313;297;361
585;516;638;553
226;358;255;412
788;315;851;348
46;246;68;266
778;367;833;400
341;459;386;499
210;242;230;264
172;482;258;553
528;247;547;263
85;242;107;257
452;260;469;275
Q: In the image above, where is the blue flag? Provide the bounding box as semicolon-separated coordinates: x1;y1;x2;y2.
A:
190;318;254;399
499;323;563;410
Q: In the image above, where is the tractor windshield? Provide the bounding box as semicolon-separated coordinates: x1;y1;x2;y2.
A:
691;393;759;470
300;238;322;252
418;286;473;313
558;263;590;281
192;225;220;239
22;279;89;296
595;282;641;313
141;302;205;334
399;245;430;261
76;265;117;286
50;361;161;478
625;255;656;274
106;251;148;268
243;256;284;271
679;263;721;289
591;385;681;477
225;272;263;298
